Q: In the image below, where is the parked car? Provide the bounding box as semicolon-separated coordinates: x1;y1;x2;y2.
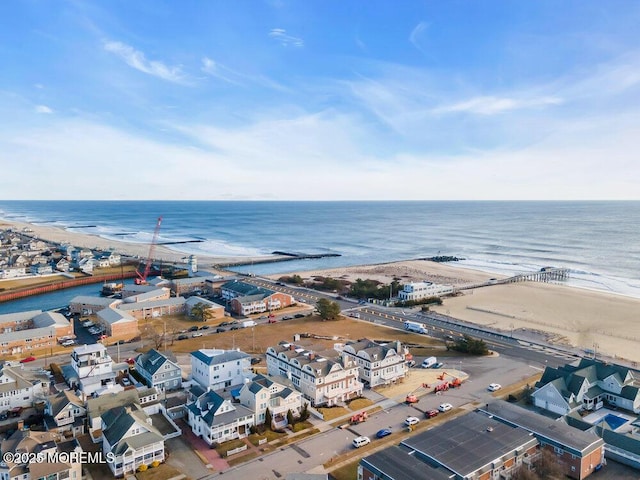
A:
122;378;131;386
282;315;293;320
20;356;36;363
216;327;227;333
425;409;439;418
431;362;444;369
488;383;502;392
61;340;75;347
376;428;392;439
230;325;241;330
192;332;203;337
404;416;420;426
177;334;189;340
82;320;94;328
200;325;209;330
250;357;262;365
0;411;8;421
352;436;371;448
294;313;305;318
438;403;453;412
258;315;268;320
268;317;278;323
189;326;199;332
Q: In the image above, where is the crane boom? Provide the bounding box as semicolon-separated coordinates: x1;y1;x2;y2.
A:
135;216;162;285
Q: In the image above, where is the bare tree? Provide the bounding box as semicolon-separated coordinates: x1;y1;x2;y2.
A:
141;323;165;350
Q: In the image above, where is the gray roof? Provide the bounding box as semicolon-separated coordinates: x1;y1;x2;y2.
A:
0;325;59;343
47;390;83;418
402;410;537;477
222;280;274;297
69;295;116;306
191;349;250;366
32;311;69;328
361;445;453;480
86;389;140;419
0;310;42;323
97;307;135;324
103;404;161;447
121;288;170;303
136;349;179;376
482;401;604;456
119;297;185;311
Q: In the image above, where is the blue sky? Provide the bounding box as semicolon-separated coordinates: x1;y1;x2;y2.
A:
1;0;639;200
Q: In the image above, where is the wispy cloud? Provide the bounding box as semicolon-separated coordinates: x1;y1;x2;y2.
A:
35;105;53;114
269;28;304;47
103;40;187;84
432;96;563;115
201;57;243;85
409;21;429;53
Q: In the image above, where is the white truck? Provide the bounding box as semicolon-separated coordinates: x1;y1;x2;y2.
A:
404;320;428;334
421;356;437;368
242;320;257;328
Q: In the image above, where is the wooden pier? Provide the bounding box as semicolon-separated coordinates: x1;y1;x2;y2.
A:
458;267;569;291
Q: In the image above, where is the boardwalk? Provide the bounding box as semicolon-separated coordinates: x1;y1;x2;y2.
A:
457;267;569;291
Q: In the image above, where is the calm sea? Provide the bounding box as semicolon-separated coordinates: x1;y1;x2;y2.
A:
0;201;639;302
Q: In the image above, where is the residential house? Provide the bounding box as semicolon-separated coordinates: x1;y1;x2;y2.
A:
29;262;53;275
0;361;50;409
55;258;70;272
0;266;26;279
77;257;94;273
43;389;87;437
190;349;252;391
0;430;83;480
266;342;363;406
339;339;408;388
532;358;640;415
397;281;454;301
135;349;182;392
86;388;161;435
68;343;118;397
186;386;254;446
239;373;303;428
101;403;165;477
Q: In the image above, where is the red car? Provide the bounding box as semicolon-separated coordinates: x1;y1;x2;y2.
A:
20;356;36;363
425;409;439;418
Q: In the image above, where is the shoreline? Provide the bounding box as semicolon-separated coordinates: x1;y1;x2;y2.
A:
4;217;640;362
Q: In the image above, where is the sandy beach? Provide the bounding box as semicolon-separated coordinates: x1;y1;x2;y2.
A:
273;261;640;364
3;217;640;363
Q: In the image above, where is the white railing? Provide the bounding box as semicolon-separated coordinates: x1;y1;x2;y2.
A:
226;444;248;457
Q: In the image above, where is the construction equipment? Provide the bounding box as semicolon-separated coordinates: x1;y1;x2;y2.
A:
433;372;462;393
135;216;163;285
350;411;368;424
405;383;430;404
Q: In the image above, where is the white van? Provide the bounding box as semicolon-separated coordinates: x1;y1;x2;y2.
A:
421;356;437;368
242;320;257;328
352;436;371;448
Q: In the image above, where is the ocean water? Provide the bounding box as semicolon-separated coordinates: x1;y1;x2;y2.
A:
0;200;639;299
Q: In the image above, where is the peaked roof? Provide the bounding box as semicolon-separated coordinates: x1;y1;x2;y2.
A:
47;390;83;418
136;349;178;375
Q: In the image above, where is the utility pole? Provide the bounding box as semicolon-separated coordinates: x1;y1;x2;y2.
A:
163;321;167;352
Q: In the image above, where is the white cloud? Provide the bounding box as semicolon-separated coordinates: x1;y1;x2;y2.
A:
432;96;563;115
201;57;243;85
103;40;187;84
269;28;304;47
35;105;53;114
409;21;429;52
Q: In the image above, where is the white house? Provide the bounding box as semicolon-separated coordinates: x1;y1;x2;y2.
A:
266;343;363;407
340;339;408;388
239;373;303;428
69;344;118;397
190;349;252;391
0;361;50;409
186;386;254;446
397;281;454;301
532;358;640;415
101;403;165;477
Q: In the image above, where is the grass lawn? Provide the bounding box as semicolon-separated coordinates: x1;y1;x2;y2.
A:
162;317;440;356
346;397;374;411
330;460;359;480
290;420;314;432
318;406;350;421
248;429;287;445
135;464;190;480
215;438;246;457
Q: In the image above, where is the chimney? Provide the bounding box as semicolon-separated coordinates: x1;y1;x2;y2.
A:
17;420;24;430
309;353;315;361
289;344;294;350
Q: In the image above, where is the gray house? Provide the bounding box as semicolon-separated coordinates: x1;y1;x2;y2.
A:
135;349;182;392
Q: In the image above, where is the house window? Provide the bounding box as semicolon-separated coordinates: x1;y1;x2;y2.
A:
554;447;563;455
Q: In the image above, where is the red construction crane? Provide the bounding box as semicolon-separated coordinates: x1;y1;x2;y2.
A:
135;216;163;285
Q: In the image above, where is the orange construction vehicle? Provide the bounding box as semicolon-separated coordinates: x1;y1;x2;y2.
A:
433;372;462;393
350;411;368;424
405;383;430;404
